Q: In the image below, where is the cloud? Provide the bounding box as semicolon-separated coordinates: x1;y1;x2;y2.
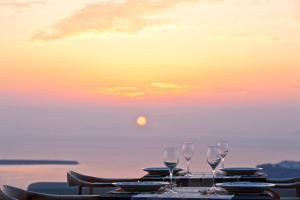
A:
32;0;201;40
98;82;189;98
0;1;46;8
100;86;145;97
104;86;138;92
0;0;46;21
150;82;188;89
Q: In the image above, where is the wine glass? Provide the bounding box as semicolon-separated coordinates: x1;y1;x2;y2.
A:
217;141;229;169
182;142;194;176
163;147;179;193
207;146;221;192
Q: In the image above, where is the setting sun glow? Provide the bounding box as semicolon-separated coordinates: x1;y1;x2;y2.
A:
136;116;147;126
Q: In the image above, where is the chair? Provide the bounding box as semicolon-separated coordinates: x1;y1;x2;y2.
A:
67;171;140;195
0;189;16;200
265;189;280;200
2;185;101;200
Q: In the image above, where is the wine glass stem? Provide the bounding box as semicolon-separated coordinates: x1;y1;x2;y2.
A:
187;161;190;174
221;158;225;169
212;169;215;187
169;170;173;190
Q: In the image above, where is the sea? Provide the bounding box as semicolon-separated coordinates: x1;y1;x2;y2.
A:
0;103;299;188
0;134;299;189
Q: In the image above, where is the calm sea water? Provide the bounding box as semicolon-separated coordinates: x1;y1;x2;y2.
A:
0;134;299;189
0;103;299;188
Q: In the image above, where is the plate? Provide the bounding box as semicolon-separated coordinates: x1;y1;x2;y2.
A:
142;167;184;176
112;181;169;192
216;182;275;194
220;167;262;176
109;188;157;194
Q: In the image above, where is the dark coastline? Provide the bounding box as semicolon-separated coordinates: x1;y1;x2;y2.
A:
257;160;300;178
0;159;79;165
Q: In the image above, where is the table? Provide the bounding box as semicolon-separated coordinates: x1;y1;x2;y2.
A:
101;187;272;200
132;187;234;200
142;172;267;187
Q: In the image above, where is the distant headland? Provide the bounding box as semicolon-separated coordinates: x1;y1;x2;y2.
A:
257;160;300;178
0;159;79;165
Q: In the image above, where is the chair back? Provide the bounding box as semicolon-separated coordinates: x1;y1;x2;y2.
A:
2;185;36;200
68;171;139;183
68;171;101;183
2;185;101;200
67;171;140;195
67;172;83;187
0;189;17;200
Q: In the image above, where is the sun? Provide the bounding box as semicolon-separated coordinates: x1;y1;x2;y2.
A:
136;116;147;126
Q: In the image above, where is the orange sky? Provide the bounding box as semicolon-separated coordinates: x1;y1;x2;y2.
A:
1;0;300;104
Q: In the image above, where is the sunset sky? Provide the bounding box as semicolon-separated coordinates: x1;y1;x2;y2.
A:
1;2;300;181
1;0;300;105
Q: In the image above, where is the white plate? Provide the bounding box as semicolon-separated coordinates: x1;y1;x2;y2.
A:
142;167;184;176
216;182;275;194
221;167;262;176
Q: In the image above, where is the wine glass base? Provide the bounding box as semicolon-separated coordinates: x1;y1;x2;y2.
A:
164;186;178;193
167;189;178;193
184;172;193;177
207;186;224;194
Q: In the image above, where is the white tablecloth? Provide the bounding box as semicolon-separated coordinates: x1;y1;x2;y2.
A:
132;187;234;200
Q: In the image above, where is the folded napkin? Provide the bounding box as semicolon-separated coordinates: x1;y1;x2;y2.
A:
132;193;234;200
132;187;234;200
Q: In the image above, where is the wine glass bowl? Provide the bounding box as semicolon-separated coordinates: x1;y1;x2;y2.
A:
207;146;221;192
182;142;194;176
163;147;179;193
217;141;229;169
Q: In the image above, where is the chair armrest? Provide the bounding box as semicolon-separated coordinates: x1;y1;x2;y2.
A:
35;194;101;200
265;189;280;200
88;183;115;187
273;182;300;189
75;180;115;188
267;178;300;183
90;178;140;183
